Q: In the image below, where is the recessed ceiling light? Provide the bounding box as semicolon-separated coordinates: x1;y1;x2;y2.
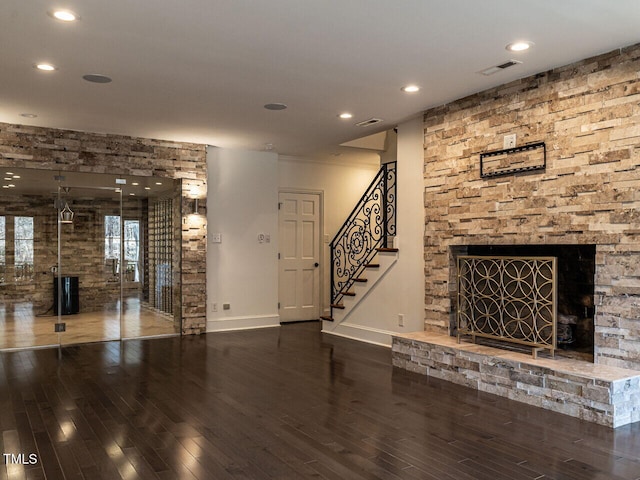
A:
338;113;353;119
155;182;162;185
83;74;112;83
144;187;151;190
20;113;38;118
3;177;11;181
506;41;534;52
264;103;287;111
12;175;20;179
401;85;420;93
35;63;56;71
129;193;135;196
49;10;78;22
132;182;139;186
6;172;14;175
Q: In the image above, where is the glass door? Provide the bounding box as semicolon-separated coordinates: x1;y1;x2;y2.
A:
0;167;182;351
57;183;122;346
0;182;56;349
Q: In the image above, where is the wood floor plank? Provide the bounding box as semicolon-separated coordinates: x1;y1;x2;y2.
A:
1;322;640;479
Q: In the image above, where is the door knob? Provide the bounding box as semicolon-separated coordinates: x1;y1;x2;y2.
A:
314;262;319;267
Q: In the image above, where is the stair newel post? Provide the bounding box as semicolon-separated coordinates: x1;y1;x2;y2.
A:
329;238;335;315
382;162;388;248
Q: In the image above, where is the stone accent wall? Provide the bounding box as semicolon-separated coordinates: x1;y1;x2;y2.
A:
0;123;207;334
423;44;640;369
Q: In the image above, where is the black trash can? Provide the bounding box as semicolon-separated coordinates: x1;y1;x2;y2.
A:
53;276;79;315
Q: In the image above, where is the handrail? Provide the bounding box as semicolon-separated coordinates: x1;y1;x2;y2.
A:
329;162;396;309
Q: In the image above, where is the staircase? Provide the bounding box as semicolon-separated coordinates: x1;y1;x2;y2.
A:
321;161;397;322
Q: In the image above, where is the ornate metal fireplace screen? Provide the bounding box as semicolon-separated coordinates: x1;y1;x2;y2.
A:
457;255;557;358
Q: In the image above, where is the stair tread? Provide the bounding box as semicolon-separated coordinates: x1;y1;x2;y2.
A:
376;247;399;252
365;263;380;268
353;278;368;283
320;316;334;322
340;291;356;296
330;303;345;309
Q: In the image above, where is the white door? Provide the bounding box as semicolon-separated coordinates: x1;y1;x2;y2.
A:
278;192;321;322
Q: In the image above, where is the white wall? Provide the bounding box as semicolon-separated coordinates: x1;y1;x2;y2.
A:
205;137;421;341
206;147;280;331
278;155;379;315
322;117;425;346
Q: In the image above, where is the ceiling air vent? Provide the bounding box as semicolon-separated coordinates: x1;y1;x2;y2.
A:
355;118;383;127
479;59;522;76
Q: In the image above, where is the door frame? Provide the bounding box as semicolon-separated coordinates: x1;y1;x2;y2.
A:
278;189;324;321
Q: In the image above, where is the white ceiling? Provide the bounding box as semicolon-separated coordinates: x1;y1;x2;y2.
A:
1;1;639;159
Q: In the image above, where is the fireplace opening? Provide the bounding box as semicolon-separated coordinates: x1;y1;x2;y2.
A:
452;244;595;361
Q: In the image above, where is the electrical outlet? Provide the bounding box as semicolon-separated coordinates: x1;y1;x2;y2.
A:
223;303;231;310
503;134;516;149
398;314;404;327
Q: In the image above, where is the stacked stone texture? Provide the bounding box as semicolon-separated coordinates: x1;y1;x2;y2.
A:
392;335;640;428
423;44;640;370
0;123;207;334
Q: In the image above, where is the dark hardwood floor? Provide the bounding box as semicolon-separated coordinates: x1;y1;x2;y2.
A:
1;322;640;479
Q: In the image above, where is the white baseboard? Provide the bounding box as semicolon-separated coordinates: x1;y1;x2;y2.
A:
322;322;393;347
207;314;280;332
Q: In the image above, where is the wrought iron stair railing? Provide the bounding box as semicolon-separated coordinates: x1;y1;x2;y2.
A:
325;161;397;319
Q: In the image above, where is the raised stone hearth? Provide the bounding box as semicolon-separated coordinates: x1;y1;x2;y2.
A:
392;332;640;428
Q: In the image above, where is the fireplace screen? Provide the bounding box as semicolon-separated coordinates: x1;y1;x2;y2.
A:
457;255;557;358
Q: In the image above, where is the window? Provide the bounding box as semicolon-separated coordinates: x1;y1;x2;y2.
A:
124;220;140;282
14;216;34;280
105;216;140;281
105;215;121;260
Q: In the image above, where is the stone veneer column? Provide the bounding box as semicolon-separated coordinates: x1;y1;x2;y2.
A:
0;123;207;334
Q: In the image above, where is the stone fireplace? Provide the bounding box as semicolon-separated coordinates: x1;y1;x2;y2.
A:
420;44;640;372
393;44;640;427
